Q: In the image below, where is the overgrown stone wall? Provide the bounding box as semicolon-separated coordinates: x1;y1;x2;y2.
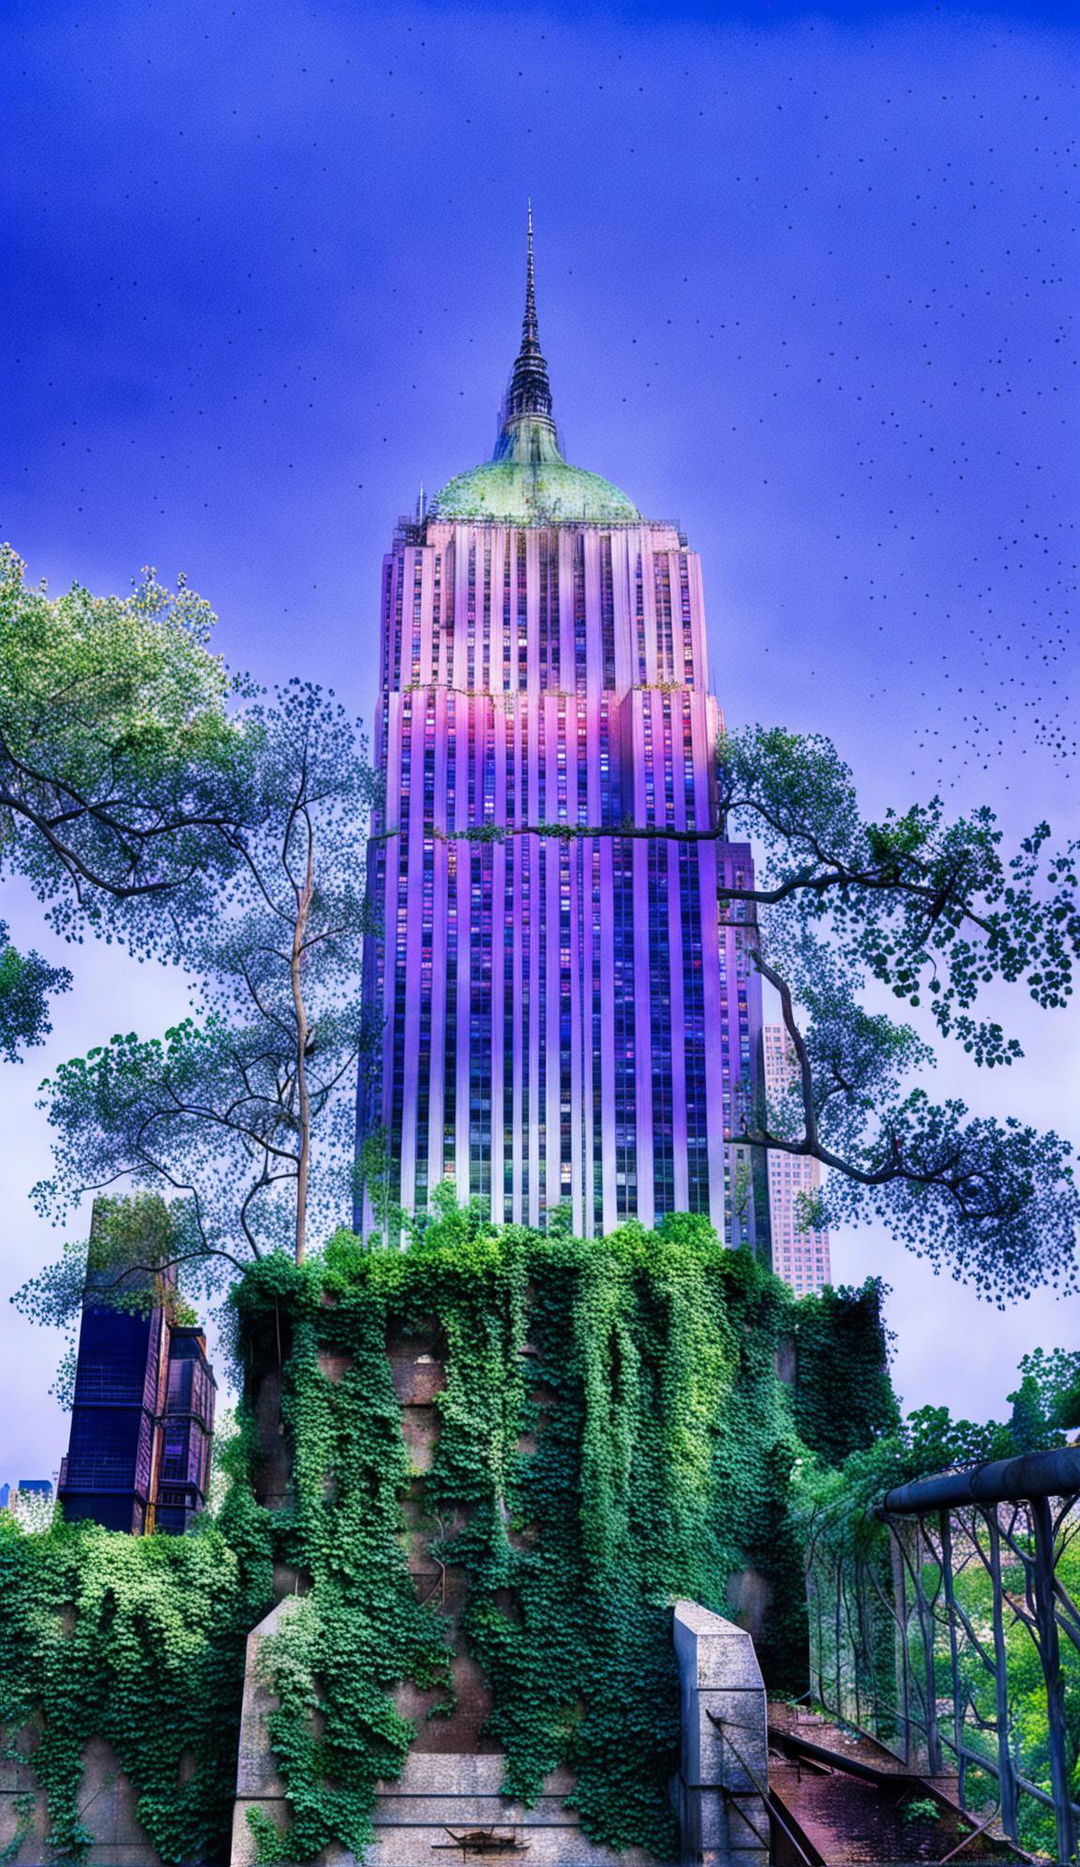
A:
0;1213;896;1865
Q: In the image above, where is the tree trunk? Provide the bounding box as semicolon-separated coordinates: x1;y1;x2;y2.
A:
291;834;314;1262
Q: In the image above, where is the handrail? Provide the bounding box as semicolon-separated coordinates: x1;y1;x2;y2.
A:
877;1446;1080;1516
810;1466;1080;1864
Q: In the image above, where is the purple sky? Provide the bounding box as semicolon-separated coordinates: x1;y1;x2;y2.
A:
2;0;1077;1482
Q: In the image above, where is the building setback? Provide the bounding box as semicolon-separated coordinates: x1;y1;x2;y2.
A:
763;1023;832;1295
359;218;768;1248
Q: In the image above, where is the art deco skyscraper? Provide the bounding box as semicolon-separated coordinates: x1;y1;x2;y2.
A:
358;219;768;1248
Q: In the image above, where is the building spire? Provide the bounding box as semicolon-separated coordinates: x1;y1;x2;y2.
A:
493;203;561;463
523;198;538;349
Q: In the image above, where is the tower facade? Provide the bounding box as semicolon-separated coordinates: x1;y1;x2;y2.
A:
359;223;767;1248
763;1024;831;1294
57;1201;216;1534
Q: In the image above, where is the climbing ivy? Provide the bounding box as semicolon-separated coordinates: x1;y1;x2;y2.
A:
790;1277;900;1467
239;1248;454;1863
0;1491;272;1864
0;1218;895;1865
231;1211;895;1861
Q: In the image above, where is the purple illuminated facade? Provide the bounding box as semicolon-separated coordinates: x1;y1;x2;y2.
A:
359;223;768;1249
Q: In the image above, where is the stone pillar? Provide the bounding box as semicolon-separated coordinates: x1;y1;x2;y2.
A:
672;1600;769;1867
230;1601;291;1867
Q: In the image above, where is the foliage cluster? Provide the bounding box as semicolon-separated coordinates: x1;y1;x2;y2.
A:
799;1340;1080;1541
789;1278;899;1469
229;1210;893;1863
0;547;248;1056
0;1496;272;1865
2;549;375;1300
715;726;1080;1304
14;685;376;1392
0;922;70;1063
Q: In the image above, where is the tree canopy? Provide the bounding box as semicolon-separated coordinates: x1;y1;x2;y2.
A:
26;683;376;1309
0;545;252;1057
0;920;71;1062
716;726;1079;1301
417;723;1079;1301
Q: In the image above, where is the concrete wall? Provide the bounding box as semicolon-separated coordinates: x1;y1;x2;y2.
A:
230;1326;773;1867
232;1330;666;1865
0;1729;163;1867
231;1599;660;1867
230;1597;771;1867
672;1601;770;1867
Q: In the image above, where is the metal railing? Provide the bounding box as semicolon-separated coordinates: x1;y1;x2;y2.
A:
803;1446;1080;1864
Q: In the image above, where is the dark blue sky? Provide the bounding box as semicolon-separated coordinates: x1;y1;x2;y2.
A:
2;0;1077;1478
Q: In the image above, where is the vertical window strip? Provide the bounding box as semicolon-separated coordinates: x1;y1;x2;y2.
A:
600;533;616;689
679;845;708;1212
649;842;675;1219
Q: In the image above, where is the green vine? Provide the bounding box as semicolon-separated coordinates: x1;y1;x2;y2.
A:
0;1491;272;1864
0;1787;34;1866
231;1212;894;1861
0;1218;894;1864
790;1278;900;1468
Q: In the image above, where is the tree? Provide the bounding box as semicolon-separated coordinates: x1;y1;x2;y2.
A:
0;921;71;1062
0;545;251;1057
1006;1375;1053;1454
24;684;377;1310
425;724;1079;1300
713;727;1079;1301
1012;1346;1080;1433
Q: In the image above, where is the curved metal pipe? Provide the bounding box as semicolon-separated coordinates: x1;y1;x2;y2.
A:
876;1445;1080;1517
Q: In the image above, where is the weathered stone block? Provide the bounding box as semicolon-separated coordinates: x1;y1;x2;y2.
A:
673;1600;764;1689
400;1402;439;1472
682;1687;769;1790
672;1600;768;1867
388;1349;446;1404
317;1349;354;1383
234;1602;290;1800
725;1568;773;1646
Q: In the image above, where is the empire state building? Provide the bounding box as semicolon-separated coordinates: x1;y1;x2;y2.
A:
358;220;767;1249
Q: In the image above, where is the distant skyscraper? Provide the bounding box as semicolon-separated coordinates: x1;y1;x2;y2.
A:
763;1024;831;1295
57;1203;216;1534
358;216;767;1247
0;1480;54;1529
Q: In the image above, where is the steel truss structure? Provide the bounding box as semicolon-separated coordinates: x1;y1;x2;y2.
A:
803;1447;1080;1863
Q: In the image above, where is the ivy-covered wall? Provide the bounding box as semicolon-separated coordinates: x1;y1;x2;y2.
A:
231;1213;895;1863
0;1214;896;1866
0;1499;272;1865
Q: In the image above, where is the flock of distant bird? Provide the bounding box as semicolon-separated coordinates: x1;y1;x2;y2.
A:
9;5;1074;809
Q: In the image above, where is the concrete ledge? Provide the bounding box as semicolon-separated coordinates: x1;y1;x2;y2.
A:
672;1601;768;1867
232;1598;769;1867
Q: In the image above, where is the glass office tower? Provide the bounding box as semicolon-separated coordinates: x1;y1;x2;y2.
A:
57;1207;216;1534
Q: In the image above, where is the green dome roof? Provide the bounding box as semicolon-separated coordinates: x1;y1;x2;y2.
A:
430;458;639;525
428;209;640;528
